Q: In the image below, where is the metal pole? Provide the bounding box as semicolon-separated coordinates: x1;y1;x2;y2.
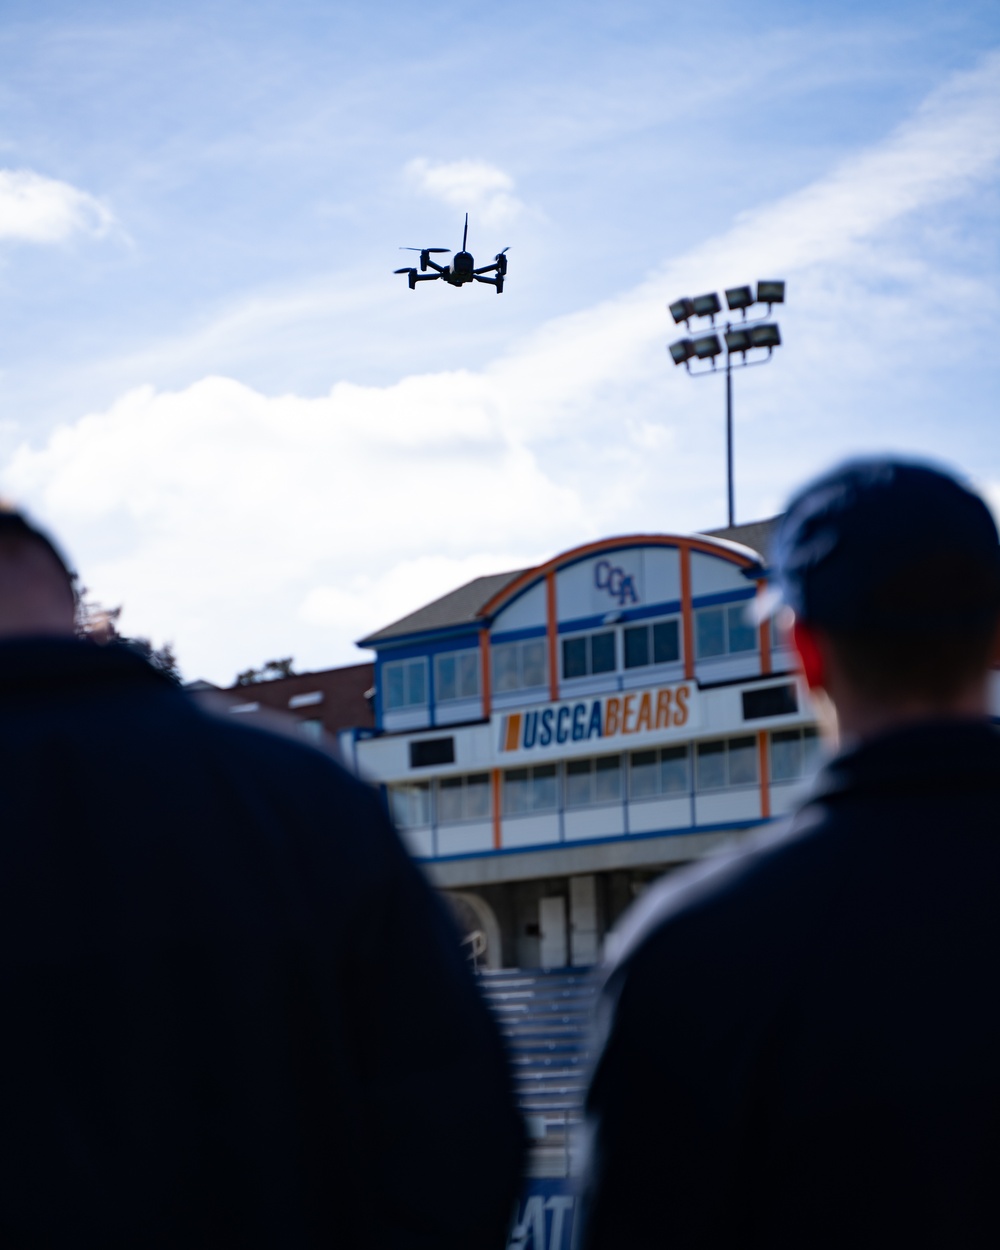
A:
725;337;734;528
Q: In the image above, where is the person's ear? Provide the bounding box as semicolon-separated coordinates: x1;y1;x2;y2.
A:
791;619;826;692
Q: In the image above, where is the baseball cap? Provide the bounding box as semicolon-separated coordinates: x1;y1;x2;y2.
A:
762;458;1000;633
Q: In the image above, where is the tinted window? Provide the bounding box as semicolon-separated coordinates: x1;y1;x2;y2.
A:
630;750;659;798
565;759;592;807
696;609;725;658
728;735;758;785
660;745;689;793
727;604;757;654
595;755;622;801
591;631;616;674
653;620;680;664
696;741;726;789
563;637;587;679
623;626;649;669
770;729;803;781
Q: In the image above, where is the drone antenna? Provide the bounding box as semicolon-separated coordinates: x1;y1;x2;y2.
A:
462;213;468;252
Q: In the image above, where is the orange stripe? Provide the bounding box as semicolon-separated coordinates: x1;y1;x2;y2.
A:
759;600;772;676
758;731;771;819
504;713;521;753
546;570;559;703
679;543;694;680
476;532;760;619
491;768;502;849
479;627;492;717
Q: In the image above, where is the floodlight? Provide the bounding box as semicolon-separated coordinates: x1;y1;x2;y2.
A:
749;323;781;349
692;293;721;318
756;280;785;306
692;333;722;359
669;298;695;324
724;328;752;353
669;338;695;365
725;285;754;312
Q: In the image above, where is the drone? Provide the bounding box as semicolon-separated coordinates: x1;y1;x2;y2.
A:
394;214;508;293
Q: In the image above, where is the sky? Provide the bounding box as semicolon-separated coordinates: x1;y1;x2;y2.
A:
0;0;998;684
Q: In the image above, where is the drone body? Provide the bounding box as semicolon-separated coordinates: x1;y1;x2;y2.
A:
394;214;508;293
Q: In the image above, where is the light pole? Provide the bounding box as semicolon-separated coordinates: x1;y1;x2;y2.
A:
668;281;785;528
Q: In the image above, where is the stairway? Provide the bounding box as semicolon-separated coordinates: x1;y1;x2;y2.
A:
478;966;598;1173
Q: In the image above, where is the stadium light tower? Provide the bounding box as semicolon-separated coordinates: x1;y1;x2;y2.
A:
668;281;785;528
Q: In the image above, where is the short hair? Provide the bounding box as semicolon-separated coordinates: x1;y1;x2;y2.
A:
0;508;76;605
825;549;1000;704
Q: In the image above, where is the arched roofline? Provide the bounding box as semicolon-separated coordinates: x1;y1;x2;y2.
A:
477;532;765;620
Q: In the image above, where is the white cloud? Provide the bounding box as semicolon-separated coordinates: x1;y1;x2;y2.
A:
404;157;527;228
3;52;1000;683
0;168;115;244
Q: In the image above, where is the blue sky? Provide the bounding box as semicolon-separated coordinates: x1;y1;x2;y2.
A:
0;1;998;682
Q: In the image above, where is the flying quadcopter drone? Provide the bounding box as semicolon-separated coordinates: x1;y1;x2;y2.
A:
394;214;509;293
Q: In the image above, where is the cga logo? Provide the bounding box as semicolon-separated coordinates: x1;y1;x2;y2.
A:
594;558;639;606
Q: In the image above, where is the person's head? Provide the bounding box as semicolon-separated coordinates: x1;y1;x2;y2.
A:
0;507;77;641
770;458;1000;742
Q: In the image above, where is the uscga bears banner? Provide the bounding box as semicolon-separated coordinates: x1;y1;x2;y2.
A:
493;681;698;764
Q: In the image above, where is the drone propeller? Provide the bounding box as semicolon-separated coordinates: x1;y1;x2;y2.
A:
393;267;415;274
400;247;450;253
462;213;468;252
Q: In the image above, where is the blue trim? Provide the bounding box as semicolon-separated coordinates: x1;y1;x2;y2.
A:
691;587;756;610
414;815;773;864
621;599;683;624
491;625;547;645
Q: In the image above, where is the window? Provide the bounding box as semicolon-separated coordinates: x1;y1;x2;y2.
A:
435;650;480;703
493;638;548;692
390;782;431;827
565;755;622;807
410;738;455;768
562;630;616;679
436;773;491;823
504;764;558;815
629;745;691;799
696;736;759;790
623;618;681;670
770;727;820;782
695;602;758;660
743;683;798;720
384;658;428;710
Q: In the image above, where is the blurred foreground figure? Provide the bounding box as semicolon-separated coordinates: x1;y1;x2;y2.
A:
579;459;1000;1249
0;508;522;1248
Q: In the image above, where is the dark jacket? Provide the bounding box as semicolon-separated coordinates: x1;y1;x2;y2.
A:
579;720;1000;1249
0;639;523;1248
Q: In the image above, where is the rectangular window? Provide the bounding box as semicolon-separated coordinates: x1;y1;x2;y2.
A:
630;746;691;798
565;756;622;807
435;650;480;703
563;630;616;678
743;683;798;720
624;618;681;670
696;737;760;790
695;602;758;660
390;782;431;828
696;609;726;658
728;735;758;786
770;727;820;782
565;758;593;807
436;772;492;823
504;765;558;815
410;737;455;768
660;745;690;793
494;638;548;692
384;658;428;710
696;740;727;790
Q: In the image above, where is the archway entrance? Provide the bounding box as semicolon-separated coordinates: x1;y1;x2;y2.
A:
444;891;503;970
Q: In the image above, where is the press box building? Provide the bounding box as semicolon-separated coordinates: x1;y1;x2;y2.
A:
338;519;826;970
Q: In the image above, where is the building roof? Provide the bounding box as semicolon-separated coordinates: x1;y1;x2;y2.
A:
358;568;529;646
224;661;375;733
700;517;780;562
358;519;781;649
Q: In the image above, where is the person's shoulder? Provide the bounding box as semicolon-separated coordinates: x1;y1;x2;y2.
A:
606;803;841;980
